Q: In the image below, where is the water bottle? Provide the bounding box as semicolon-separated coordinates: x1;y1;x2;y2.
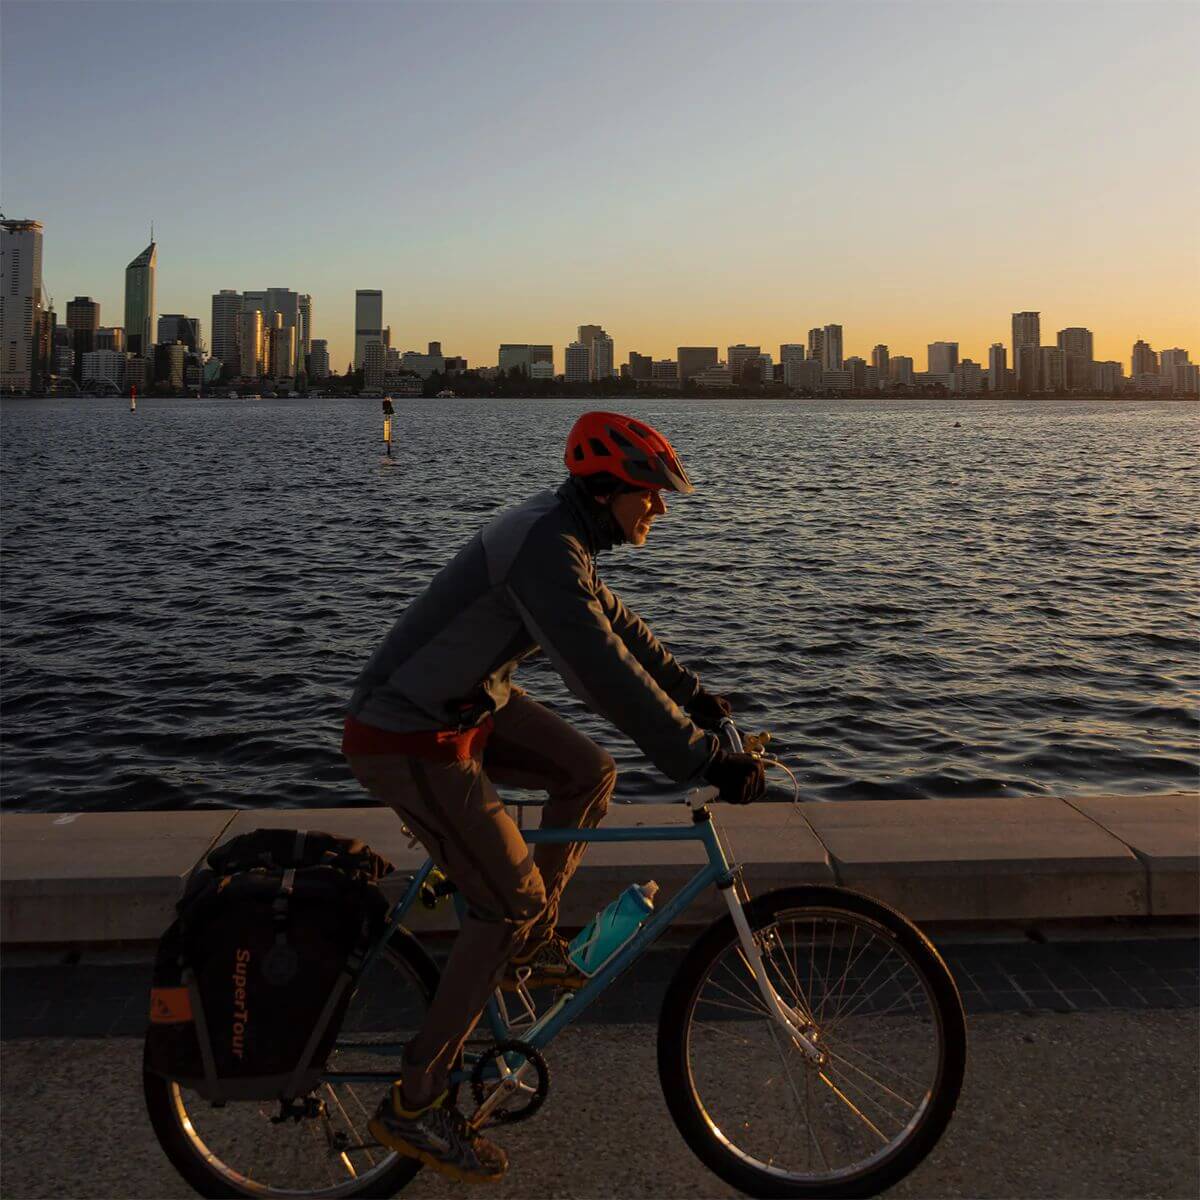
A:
568;881;659;976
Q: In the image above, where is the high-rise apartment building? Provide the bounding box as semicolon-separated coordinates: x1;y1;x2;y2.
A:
1093;361;1123;395
1;219;46;391
627;352;653;381
157;314;200;351
308;339;330;380
677;347;718;382
1039;346;1065;392
821;325;843;371
298;294;312;361
589;334;614;381
955;360;983;394
988;343;1008;392
780;343;809;389
211;290;242;374
124;240;157;355
266;314;296;379
564;341;590;383
363;340;386;390
807;328;824;363
727;344;761;385
871;344;890;379
1131;339;1158;376
81;349;126;388
1011;311;1040;392
927;342;959;375
355;290;384;369
1057;327;1094;391
889;356;915;386
96;327;125;352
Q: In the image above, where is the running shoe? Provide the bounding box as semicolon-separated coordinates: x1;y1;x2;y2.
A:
503;932;587;992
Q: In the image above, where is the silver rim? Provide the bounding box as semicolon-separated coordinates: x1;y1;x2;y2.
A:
683;907;945;1187
163;942;429;1197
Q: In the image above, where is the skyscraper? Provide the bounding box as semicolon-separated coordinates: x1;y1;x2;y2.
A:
1011;311;1040;393
1057;327;1094;391
355;290;383;369
1039;346;1065;392
564;341;589;383
589;334;614;381
66;296;100;379
988;343;1008;392
677;347;718;382
807;327;824;363
157;315;200;351
211;290;242;375
821;325;843;371
298;294;312;361
727;344;762;385
871;344;890;378
927;342;959;375
780;343;809;388
240;309;264;379
1;219;45;392
124;240;157;356
1131;339;1158;376
308;339;330;380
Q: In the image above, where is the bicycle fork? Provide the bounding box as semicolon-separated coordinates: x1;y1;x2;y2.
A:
723;884;824;1064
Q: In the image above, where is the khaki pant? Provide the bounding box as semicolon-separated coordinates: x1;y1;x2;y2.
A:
346;693;616;1104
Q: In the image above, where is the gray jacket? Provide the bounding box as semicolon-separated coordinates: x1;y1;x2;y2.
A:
348;477;717;782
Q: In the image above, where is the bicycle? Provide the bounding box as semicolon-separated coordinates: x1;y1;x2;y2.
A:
145;718;967;1199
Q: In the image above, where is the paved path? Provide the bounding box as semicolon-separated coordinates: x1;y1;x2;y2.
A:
2;1010;1197;1199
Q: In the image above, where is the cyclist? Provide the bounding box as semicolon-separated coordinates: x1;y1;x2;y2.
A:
343;410;766;1182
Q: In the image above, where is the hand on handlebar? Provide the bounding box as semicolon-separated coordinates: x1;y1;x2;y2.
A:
703;749;766;805
685;687;733;732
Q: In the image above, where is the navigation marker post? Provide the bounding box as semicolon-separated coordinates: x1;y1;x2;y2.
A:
130;385;137;413
382;396;395;457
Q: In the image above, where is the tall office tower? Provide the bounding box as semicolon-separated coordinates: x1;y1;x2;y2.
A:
889;356;915;386
846;356;867;389
1011;311;1040;392
428;341;442;356
871;344;890;378
157;315;200;351
727;344;761;384
239;310;264;378
677;346;719;382
211;290;242;373
124;240;157;355
780;343;809;388
308;339;330;380
1131;339;1158;376
927;341;959;375
355;290;383;369
1;219;45;391
298;294;312;359
589;334;614;381
1056;327;1094;391
1160;348;1191;393
267;314;296;379
988;343;1008;392
96;327;125;352
628;352;653;381
807;327;824;362
1039;346;1065;392
66;296;100;379
821;324;843;371
577;324;604;348
564;341;590;383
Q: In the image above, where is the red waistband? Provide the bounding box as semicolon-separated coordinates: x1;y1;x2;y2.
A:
341;713;493;763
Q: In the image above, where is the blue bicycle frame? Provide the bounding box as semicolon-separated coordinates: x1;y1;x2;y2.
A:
324;807;739;1088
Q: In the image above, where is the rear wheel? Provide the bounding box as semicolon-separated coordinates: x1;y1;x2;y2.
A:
144;926;450;1199
657;886;966;1199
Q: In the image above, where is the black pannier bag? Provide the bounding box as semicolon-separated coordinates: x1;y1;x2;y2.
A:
145;829;394;1102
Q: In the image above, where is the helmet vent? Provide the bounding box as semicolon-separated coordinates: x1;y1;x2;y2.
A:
572;445;585;461
627;421;652;439
588;438;611;456
608;428;634;449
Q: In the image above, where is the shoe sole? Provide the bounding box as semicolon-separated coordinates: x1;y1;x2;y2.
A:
501;973;586;993
367;1117;507;1185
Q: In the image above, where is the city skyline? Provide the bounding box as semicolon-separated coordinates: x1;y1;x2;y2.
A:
2;2;1196;373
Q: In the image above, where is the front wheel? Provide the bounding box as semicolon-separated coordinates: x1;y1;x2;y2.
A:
657;886;966;1199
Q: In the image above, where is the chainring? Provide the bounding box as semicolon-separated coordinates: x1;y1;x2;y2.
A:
469;1039;549;1125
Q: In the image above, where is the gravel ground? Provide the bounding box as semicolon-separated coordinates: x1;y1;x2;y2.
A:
2;1010;1197;1200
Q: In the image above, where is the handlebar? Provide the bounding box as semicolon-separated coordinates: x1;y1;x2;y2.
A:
685;717;788;809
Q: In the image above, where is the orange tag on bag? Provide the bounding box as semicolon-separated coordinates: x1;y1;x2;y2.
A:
149;987;193;1023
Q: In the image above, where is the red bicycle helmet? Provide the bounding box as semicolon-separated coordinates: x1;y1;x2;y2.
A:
564;411;694;494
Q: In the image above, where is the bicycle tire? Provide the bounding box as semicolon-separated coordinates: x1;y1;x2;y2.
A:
657;885;966;1199
145;924;446;1200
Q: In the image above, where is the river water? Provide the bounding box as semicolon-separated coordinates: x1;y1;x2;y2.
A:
1;395;1197;812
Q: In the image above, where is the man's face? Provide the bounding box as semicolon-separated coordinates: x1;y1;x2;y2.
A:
610;488;668;547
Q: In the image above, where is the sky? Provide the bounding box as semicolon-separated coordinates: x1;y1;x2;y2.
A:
3;0;1198;372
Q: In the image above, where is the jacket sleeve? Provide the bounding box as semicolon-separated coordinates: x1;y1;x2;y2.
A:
593;579;700;708
505;531;716;783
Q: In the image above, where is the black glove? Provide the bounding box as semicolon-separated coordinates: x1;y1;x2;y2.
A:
704;750;766;805
686;687;733;731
